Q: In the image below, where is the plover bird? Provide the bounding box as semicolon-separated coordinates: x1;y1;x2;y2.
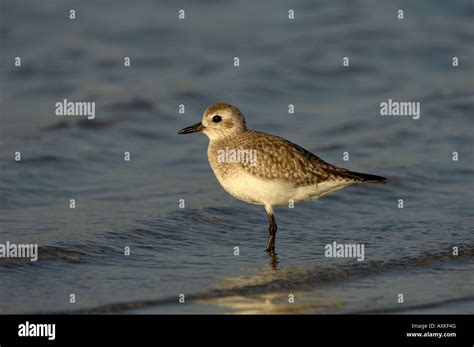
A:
179;103;386;253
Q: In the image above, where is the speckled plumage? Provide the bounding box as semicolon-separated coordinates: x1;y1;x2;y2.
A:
209;130;371;187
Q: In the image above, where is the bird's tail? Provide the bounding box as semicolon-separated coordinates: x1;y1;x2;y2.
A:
346;170;387;183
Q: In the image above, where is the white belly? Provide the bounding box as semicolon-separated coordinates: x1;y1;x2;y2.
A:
212;168;352;206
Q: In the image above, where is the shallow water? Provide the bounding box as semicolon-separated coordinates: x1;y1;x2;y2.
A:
0;0;473;314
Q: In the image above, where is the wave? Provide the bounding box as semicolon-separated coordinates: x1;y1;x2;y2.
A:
40;246;474;314
352;294;474;314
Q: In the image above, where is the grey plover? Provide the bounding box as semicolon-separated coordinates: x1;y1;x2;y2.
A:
179;103;386;253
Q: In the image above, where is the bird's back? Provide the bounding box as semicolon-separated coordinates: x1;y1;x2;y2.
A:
211;130;385;188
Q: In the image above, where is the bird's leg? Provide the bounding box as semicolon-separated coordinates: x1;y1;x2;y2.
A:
266;213;277;252
265;206;277;253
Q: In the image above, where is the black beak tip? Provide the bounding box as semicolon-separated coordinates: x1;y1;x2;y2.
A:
178;122;204;135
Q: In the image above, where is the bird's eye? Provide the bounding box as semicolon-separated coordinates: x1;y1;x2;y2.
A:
212;115;222;123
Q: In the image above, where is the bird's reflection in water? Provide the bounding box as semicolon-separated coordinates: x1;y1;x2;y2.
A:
268;251;279;271
196;261;344;314
196;291;344;314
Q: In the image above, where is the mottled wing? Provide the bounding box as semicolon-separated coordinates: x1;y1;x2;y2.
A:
233;131;366;187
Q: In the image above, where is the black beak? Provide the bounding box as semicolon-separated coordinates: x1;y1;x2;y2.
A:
178;122;204;134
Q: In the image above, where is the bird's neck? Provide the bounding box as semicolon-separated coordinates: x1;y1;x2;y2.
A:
208;130;246;147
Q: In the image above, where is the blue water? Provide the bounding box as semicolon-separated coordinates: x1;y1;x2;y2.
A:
0;0;473;314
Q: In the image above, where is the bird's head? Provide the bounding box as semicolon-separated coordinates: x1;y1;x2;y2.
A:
178;102;247;141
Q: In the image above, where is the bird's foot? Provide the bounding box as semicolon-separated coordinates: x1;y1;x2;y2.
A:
265;246;276;255
266;248;279;270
